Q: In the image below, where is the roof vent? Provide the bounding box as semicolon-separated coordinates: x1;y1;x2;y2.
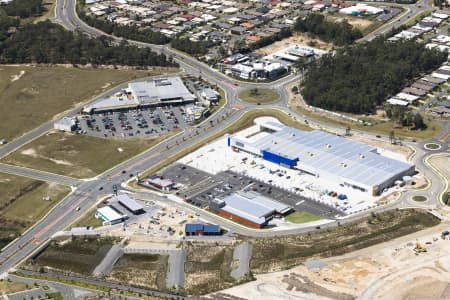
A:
326;144;331;149
359;154;365;159
341;162;347;168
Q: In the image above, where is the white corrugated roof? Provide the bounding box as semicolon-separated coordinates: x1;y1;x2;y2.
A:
96;206;124;222
220;191;291;224
237;123;414;187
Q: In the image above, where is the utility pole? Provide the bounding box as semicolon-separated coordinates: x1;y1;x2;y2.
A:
345;126;351;136
389;130;395;144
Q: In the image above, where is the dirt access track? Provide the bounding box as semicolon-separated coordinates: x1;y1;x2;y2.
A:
209;219;450;300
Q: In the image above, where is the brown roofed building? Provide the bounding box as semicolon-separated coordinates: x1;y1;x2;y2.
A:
242;22;255;29
246;35;261;42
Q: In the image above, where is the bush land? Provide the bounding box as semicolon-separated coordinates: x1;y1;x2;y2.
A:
0;20;176;67
2;0;43;18
294;13;362;46
302;38;447;114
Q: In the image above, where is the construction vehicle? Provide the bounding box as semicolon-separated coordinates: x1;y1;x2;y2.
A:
414;239;427;253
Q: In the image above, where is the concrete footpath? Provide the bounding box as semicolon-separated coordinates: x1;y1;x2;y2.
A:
230;241;253;280
93;244;124;276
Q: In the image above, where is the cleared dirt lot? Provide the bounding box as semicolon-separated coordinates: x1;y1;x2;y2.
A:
429;154;450;180
255;33;333;55
248;210;439;274
109;253;168;290
185;243;236;295
214;218;450;300
327;15;380;34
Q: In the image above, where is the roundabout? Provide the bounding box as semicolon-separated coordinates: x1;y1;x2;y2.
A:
238;88;280;104
424;143;441;150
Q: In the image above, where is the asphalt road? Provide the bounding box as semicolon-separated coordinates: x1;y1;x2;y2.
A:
12;270;182;299
0;163;82;186
0;0;447;285
9;274;99;300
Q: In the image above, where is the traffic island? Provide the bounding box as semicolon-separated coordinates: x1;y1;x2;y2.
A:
413;195;428;202
424;143;441;150
238;88;280;104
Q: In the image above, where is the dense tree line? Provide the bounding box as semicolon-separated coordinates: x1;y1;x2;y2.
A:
294;13;362;46
302;38;447;114
170;38;209;56
79;11;170;45
0;19;177;66
0;10;18;42
2;0;43;18
249;28;292;50
384;104;426;129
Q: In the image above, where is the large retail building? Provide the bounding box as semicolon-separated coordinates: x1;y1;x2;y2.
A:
228;121;415;196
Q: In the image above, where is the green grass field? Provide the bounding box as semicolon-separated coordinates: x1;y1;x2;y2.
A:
2;131;174;178
239;89;280;103
0;66;178;141
285;212;321;224
413;196;428;202
72;206;104;229
32;236;117;275
424;143;440;150
0;280;30;294
0;172;71;249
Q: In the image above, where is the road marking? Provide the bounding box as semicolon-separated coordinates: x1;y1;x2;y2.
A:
110;151;161;180
34;196;87;239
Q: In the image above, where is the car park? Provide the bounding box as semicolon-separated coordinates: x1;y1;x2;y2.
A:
76;105;191;139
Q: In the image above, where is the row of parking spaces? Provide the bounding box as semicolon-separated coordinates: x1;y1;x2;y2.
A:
178;133;383;215
159;164;342;219
76;105;191;139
